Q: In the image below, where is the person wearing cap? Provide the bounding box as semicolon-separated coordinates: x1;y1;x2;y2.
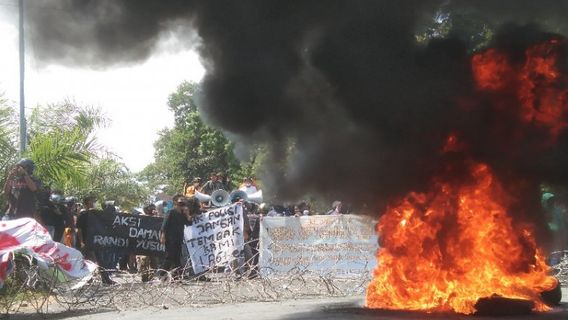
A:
2;158;42;221
184;177;201;198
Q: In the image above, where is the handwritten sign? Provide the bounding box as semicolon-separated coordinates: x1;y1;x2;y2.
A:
259;215;378;277
87;211;165;257
184;203;244;274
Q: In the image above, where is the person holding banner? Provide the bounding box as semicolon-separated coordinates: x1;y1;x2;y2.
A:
160;194;194;280
228;194;258;279
137;203;160;282
76;195;117;285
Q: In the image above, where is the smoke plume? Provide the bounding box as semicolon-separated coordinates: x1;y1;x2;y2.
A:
24;1;568;239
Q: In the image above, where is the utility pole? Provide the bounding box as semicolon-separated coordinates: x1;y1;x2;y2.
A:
19;0;26;154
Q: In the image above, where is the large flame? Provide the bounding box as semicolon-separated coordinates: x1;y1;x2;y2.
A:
366;39;565;315
365;161;557;314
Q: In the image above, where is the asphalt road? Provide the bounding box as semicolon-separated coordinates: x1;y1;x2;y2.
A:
44;287;567;320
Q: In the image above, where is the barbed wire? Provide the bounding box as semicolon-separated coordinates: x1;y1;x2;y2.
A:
0;239;372;317
1;246;566;318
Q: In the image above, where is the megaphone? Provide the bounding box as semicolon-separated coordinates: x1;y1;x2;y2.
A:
229;189;264;204
247;190;263;204
211;189;230;207
194;190;211;203
229;190;248;203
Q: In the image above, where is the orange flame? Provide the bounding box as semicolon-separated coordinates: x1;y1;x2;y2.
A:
471;39;568;138
365;162;556;314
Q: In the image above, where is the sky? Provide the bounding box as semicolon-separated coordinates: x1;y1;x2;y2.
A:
0;3;205;172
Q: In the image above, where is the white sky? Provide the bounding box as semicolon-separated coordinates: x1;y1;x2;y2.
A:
0;4;205;172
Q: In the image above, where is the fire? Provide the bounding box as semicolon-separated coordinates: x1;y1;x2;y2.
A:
366;38;564;315
471;39;568;138
365;161;557;314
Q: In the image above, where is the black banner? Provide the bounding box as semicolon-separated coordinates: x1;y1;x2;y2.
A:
87;211;165;257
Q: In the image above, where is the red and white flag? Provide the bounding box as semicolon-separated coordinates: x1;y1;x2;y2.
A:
0;218;96;288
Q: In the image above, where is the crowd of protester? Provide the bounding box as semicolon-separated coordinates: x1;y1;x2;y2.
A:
1;161;351;285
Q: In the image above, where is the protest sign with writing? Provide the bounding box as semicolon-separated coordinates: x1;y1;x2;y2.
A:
184;203;244;274
259;215;378;277
87;211;165;256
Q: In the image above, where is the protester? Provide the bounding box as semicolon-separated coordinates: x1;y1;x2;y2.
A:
160;194;194;279
136;203;160;282
200;172;224;195
228;192;256;279
239;177;258;195
266;205;282;217
76;196;117;285
37;188;59;239
2;159;42;221
245;202;261;278
76;196;94;252
542;192;568;265
64;196;79;247
155;198;172;217
184;177;201;197
293;205;302;217
218;172;233;191
326;201;343;215
49;192;71;242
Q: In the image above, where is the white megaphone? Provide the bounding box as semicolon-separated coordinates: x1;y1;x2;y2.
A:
247;189;263;204
211;189;230;207
194;190;212;203
229;190;248;203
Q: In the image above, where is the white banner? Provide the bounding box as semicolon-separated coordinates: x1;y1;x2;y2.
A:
184;203;244;274
259;215;378;277
0;218;97;288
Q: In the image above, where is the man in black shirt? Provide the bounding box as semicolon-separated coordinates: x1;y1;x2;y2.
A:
160;194;194;278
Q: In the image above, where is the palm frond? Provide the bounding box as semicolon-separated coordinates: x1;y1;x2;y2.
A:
28;128;96;190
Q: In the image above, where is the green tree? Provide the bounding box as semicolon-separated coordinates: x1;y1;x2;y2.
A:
68;156;149;212
28;127;96;191
140;81;242;193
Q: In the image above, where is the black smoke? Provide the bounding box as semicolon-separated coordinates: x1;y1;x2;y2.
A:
23;1;568;234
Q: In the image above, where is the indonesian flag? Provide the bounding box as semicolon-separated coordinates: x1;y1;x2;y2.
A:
0;218;96;288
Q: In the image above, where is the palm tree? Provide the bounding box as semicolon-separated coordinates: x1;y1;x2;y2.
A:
0;101;18;211
25;101;104;191
27;128;96;191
